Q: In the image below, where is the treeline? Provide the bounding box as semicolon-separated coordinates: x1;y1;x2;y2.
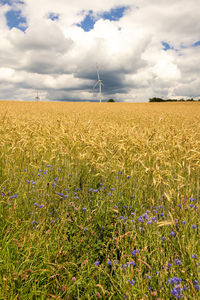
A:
149;97;200;102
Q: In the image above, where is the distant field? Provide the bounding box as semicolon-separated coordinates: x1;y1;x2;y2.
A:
0;101;199;299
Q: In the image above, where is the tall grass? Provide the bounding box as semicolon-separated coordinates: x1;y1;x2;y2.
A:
0;101;199;299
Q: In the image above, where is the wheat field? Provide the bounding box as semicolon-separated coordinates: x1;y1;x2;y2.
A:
0;101;199;299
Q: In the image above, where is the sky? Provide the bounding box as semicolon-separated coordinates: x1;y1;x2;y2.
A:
0;0;200;102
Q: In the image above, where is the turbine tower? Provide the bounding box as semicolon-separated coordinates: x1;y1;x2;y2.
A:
35;90;40;101
93;64;104;102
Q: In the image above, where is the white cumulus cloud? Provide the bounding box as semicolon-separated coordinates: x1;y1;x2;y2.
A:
0;0;199;101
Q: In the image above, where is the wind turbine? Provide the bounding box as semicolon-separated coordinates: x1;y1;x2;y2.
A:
93;64;104;102
35;90;40;101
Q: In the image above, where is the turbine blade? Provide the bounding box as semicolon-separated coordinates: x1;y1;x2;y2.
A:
93;81;99;89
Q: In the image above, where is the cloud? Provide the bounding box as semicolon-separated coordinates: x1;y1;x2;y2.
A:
0;0;199;101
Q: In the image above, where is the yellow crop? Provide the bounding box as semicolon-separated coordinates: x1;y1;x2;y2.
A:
0;101;200;199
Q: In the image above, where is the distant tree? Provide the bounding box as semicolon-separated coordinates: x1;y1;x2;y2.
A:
149;97;198;102
149;97;164;102
107;99;115;102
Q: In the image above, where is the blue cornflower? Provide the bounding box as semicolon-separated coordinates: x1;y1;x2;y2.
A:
107;261;112;265
160;213;164;217
145;275;151;279
131;250;139;256
84;227;88;231
94;261;99;266
128;279;135;286
192;254;198;259
122;264;127;268
156;271;160;275
193;280;200;291
147;220;152;225
130;261;136;266
192;225;197;229
142;213;148;220
171;285;183;298
174;259;182;266
183;285;188;291
167;277;182;285
83;208;87;211
39;205;44;208
32;221;38;225
169;231;176;237
138;216;144;222
58;192;64;197
182;221;186;224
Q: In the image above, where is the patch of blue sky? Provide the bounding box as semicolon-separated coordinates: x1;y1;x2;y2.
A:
78;6;128;32
6;8;27;31
1;0;24;5
48;12;59;21
78;11;95;32
193;41;200;47
162;42;172;51
101;6;128;21
0;0;12;5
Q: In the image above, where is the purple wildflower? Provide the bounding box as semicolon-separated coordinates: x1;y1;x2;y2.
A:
169;231;176;237
171;285;183;298
167;277;182;285
128;279;135;286
174;259;182;266
131;250;139;256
